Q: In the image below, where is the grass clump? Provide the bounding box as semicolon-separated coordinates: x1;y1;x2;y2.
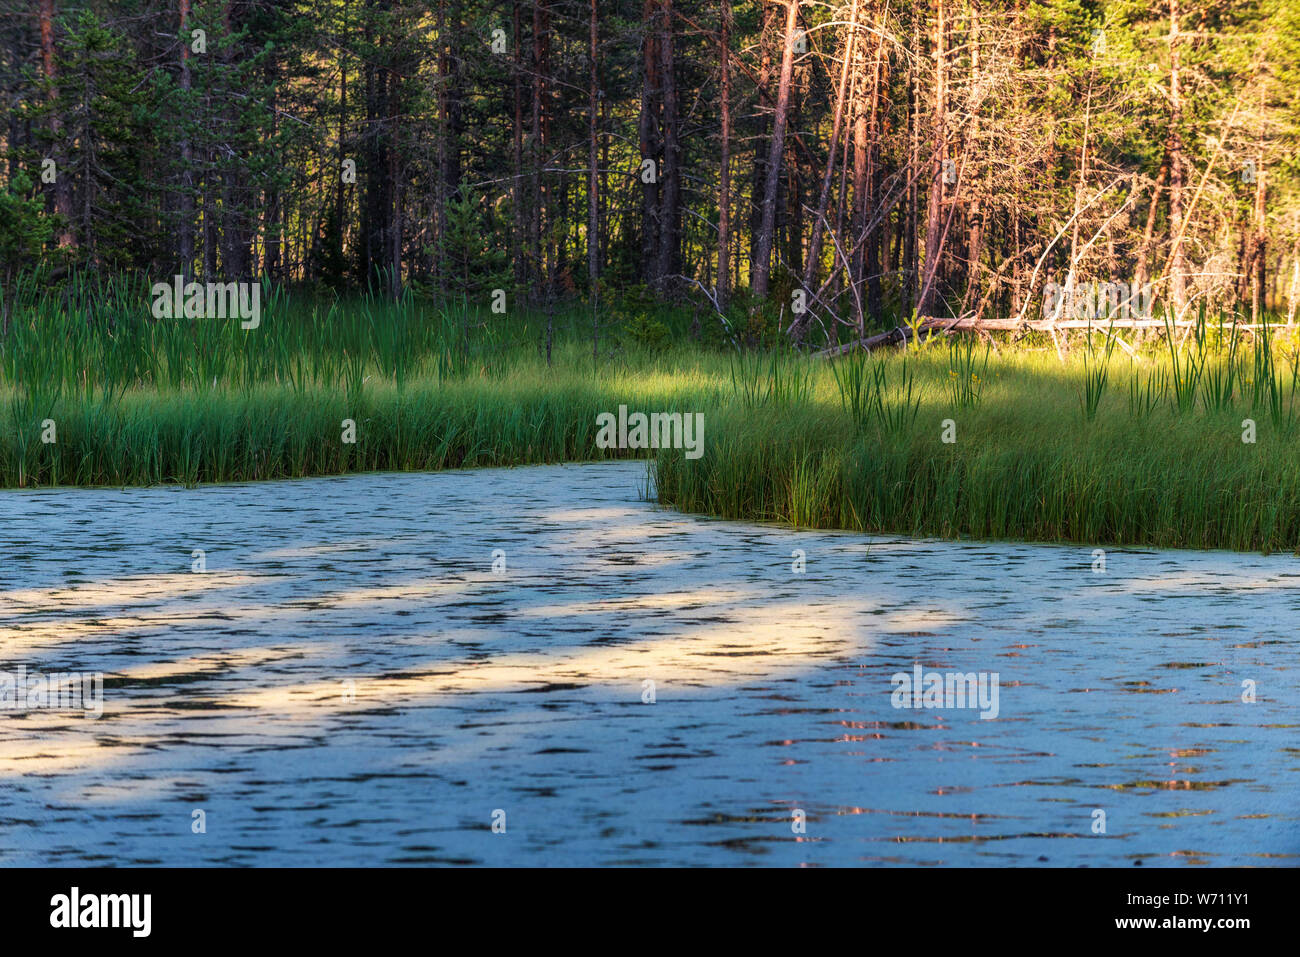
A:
657;322;1300;553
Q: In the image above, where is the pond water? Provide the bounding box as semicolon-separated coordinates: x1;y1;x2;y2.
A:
2;462;1297;866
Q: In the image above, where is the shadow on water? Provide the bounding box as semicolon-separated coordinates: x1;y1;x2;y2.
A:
1;462;1298;866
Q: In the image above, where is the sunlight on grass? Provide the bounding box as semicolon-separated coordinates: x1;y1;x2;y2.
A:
5;280;1300;550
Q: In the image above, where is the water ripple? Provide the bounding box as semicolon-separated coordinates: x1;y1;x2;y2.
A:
1;462;1297;866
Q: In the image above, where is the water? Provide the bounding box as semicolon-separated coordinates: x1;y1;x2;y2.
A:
2;462;1297;866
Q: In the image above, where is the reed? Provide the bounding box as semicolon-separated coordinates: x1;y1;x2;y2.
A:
6;275;1300;551
658;324;1300;553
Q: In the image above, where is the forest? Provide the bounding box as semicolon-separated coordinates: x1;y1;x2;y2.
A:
3;0;1298;335
5;1;1300;553
6;1;1300;884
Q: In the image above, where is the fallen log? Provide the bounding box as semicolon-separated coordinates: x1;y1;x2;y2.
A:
811;325;910;359
812;315;1292;358
811;316;950;358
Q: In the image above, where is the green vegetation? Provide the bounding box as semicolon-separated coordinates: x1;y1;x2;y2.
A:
659;314;1300;553
6;281;1300;552
0;278;716;487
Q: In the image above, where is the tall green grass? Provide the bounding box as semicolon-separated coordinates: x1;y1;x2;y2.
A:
0;275;718;486
6;274;1300;551
657;321;1300;553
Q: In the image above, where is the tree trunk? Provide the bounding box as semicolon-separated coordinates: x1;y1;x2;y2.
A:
960;9;982;314
588;0;600;355
749;2;777;274
717;0;731;311
178;0;194;277
531;0;548;299
918;0;947;316
1167;0;1187;316
903;7;920;317
1135;154;1169;287
335;0;350;283
1252;137;1267;321
751;0;801;300
511;2;524;288
40;0;73;248
263;50;281;280
863;7;885;327
655;0;681;289
638;0;660;287
588;0;600;292
798;0;859;331
785;65;804;278
219;1;249;279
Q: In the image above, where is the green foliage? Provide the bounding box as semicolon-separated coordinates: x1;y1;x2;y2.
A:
946;336;990;409
831;351;921;433
7;277;1300;551
623;313;672;352
0;174;54;287
728;348;812;408
724;289;790;349
435;189;511;300
658;332;1300;552
1080;330;1118;422
606;285;679;352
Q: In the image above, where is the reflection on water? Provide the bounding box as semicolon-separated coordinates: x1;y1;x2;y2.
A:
1;462;1297;866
